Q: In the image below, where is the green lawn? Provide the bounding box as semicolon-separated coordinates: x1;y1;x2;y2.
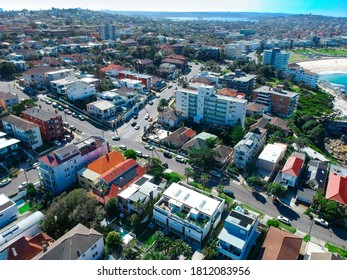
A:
239;203;265;219
278;222;297;234
289;52;311;62
18;203;31;214
325;243;347;258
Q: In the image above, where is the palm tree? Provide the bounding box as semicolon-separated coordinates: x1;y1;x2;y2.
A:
184;167;194;183
200;173;209;188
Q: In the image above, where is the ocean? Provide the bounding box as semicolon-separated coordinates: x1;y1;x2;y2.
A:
319;71;347;90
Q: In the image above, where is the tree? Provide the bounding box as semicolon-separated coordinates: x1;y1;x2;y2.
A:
26;183;37;200
217;184;224;194
202;246;216;260
247;176;262;187
147;157;165;179
184;167;194;183
105;198;119;218
205;137;217;148
312;193;346;222
0;62;16;79
124;149;137;160
188;146;219;172
41;188;105;239
123;239;141;260
105;231;123;252
267;183;287;200
230;124;245;146
200;173;209;188
245;117;257;131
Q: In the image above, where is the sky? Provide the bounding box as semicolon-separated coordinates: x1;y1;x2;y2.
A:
1;0;347;17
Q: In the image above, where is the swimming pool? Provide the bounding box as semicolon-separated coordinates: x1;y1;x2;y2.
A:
15;199;26;206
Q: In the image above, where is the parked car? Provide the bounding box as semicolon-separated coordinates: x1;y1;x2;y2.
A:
112;135;120;141
313;217;329;227
45;100;52;105
135;150;143;157
134;125;140;130
163;163;169;169
143;154;150;159
32;162;39;169
65;110;72;115
145;144;154;150
131;121;137;127
277;215;291;225
223;189;235;198
72;112;78;118
175;155;185;163
52;102;58;108
58;105;64;111
133;114;138;119
119;145;127;150
69;125;76;131
0;178;11;187
145;114;150;120
210;170;221;178
54;140;62;146
163;151;172;158
148;100;154;105
78;115;85;121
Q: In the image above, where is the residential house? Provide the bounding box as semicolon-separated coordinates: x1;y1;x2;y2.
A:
252;85;299;118
296;160;328;205
162;55;188;71
0;132;22;168
181;132;217;154
176;85;247;128
158;107;182;128
233;130;267;169
2;114;43;149
22;107;64;142
0;91;19;110
258;227;302;260
46;69;75;83
0;194;18;229
325;165;347;205
0;232;54;260
112;87;138;106
100;64;126;77
213;145;233;166
33;224;104;260
38;136;108;195
50;78;96;101
119;79;144;91
246;102;266;116
87;100;116;119
118;71;151;89
118;174;166;214
278;152;306;188
153;182;225;245
216;207;259;260
137;59;153;72
161;127;196;149
77;151;125;190
0;211;45;252
256;142;287;173
22;66;55;88
269;117;291;136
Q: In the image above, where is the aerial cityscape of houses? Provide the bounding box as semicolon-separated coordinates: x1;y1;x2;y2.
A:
0;8;346;261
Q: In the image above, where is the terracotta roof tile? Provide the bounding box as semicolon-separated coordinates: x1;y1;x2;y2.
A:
101;159;138;184
87;151;125;175
326;173;347;204
282;156;304;177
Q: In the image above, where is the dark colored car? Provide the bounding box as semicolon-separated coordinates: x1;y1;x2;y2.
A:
131;121;137;127
223;189;235;198
163;151;172;158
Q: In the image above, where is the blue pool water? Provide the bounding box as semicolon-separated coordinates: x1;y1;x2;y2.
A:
15;199;26;206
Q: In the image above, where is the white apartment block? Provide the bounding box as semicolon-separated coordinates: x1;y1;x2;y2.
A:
256;142;287;173
176;85;247;127
287;66;318;88
153;182;225;245
98;24;118;40
225;44;243;59
38;136;108;195
262;48;290;74
2;115;43;150
87;100;117;119
233;131;266;169
119;79;144;91
46;69;75;82
0;194;18;229
50;78;96;101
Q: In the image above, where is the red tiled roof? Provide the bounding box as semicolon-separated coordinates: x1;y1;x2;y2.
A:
282;156;303;177
326;173;347;204
87;151;125;175
259;227;302;260
101;64;126;73
100;159;137;184
183;128;196;138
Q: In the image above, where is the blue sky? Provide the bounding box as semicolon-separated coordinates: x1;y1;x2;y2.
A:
1;0;346;17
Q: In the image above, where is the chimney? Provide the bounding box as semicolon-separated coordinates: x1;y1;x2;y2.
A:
11;247;18;257
106;153;109;161
42;244;47;252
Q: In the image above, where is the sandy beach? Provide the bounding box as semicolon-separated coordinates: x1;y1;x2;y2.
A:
298;58;347;74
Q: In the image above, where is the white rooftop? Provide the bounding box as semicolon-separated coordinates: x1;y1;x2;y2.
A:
162;183;221;217
0;194;14;207
88;100;115;110
0;138;20;150
258;143;287;163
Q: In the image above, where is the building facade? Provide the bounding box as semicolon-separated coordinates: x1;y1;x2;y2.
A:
0;194;18;229
50;78;96;101
176;85;247;127
0;91;19;110
87;100;117;119
262;48;290;74
98;24;118;40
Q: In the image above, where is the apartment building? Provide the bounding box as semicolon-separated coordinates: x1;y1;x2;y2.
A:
22;107;64;142
50;78;96;101
0;194;18;229
0;91;19;110
233;130;267;169
252;85;299;118
2;114;43;149
216;207;259;260
262;48;290;74
0;132;22;168
98;24;118;40
22;66;55;88
87;100;116;119
153;182;225;245
46;69;75;82
256;142;287;173
287;63;318;88
38;136;108;195
225;43;243;59
118;71;152;88
218;70;257;97
176;85;247;128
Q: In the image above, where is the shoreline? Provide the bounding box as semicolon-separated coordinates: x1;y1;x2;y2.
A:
298;58;347;74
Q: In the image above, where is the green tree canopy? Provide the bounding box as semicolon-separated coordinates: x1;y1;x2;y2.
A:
105;197;119;218
188;146;219;172
147;157;165;179
230;124;245;146
267;183;287;199
41;188;105;239
105;231;123;251
0;62;16;79
124;149;137;160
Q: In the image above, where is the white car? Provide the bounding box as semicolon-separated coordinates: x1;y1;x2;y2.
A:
135;150;143;157
175;155;186;163
145;144;154;150
145;114;150;120
143;154;150;159
314;217;329;227
0;178;11;187
119;145;127;150
32;162;39;169
277;215;291;225
112;135;120;141
134;125;140;130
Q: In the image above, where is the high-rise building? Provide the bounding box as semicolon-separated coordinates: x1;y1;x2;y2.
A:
98;24;118;40
262;48;290;74
176;85;247;127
